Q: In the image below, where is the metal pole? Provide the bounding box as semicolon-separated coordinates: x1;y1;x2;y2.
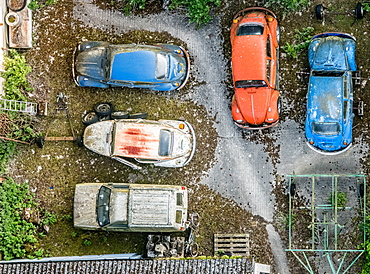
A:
311;176;315;250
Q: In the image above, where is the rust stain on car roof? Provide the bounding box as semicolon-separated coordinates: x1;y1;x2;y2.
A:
113;123;162;159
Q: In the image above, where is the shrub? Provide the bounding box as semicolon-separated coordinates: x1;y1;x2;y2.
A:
170;0;221;28
282;27;314;58
2;49;32;102
0;178;55;260
265;0;309;14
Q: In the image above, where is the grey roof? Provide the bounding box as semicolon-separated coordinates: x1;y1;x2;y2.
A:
0;258;253;274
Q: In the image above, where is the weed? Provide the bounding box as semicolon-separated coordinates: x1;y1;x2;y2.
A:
83;239;92;246
71;232;78;237
28;0;57;10
122;0;146;15
265;0;309;14
61;214;73;221
282;27;314;58
276;211;296;230
327;192;347;208
363;3;370;12
41;212;58;226
169;0;221;28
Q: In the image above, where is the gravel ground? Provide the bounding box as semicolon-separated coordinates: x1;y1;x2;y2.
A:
5;0;370;273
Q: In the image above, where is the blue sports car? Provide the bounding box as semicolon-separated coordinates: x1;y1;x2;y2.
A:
72;42;190;91
305;33;356;155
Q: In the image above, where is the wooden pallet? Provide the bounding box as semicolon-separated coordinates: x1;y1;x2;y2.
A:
214;234;250;257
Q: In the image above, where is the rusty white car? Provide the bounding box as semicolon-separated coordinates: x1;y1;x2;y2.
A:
83;118;196;169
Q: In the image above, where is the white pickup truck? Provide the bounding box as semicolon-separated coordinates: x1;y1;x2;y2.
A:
74;183;188;232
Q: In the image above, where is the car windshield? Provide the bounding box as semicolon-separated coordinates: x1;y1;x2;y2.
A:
156;53;169;80
235;80;267;88
312;122;340;135
237;24;264;36
159;129;172;156
312;71;345;77
97;186;111;227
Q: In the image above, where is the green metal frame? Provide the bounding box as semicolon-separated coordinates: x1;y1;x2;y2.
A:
286;174;366;274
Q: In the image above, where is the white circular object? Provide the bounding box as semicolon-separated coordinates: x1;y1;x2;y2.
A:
5;12;21;27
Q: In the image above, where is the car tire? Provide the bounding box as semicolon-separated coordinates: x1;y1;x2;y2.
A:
111;111;130;119
36;136;45;148
129;113;148;119
359;183;365;197
94;102;114;117
277;97;282;115
315;4;324;20
289;183;296;196
82;111;99;125
76;136;84;147
355;3;364;19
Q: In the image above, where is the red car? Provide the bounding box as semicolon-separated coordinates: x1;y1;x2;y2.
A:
230;7;280;129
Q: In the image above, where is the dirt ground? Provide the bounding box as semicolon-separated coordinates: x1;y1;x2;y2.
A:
5;0;370;272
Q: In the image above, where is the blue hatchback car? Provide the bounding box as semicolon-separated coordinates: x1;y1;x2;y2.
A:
72;42;190;91
305;33;356;155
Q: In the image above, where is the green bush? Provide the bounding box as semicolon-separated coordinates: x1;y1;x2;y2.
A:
282;27;314;58
170;0;221;28
0;178;55;260
0;178;38;260
122;0;147;14
0;141;17;175
265;0;309;14
28;0;58;10
327;192;347;208
2;49;33;102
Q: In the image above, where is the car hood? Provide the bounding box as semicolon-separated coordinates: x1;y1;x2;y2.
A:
309;36;355;71
73;183;101;229
83;120;114;156
310;133;345;152
235;87;270;125
76;47;107;80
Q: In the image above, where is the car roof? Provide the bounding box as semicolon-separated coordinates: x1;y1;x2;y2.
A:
309;36;350;71
232;33;266;82
110;51;157;82
112;121;167;159
308;76;343;122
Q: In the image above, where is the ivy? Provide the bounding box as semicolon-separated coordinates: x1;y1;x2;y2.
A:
0;141;17;175
0;178;55;260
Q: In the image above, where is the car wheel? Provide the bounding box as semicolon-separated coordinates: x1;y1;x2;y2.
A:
355;3;364;19
111;111;130;119
129;113;148;119
76;136;84;147
277;97;282;115
315;4;324;20
359;183;365;197
94;102;114;117
36;136;45;148
82;111;99;125
289;183;296;196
